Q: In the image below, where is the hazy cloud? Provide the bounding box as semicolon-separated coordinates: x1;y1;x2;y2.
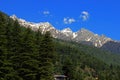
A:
43;11;50;15
63;17;76;24
80;11;89;21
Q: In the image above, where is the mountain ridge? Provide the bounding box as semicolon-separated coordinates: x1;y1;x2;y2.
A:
10;15;113;48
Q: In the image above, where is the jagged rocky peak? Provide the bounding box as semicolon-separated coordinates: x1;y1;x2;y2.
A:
39;22;55;29
10;14;18;20
38;22;57;34
80;28;89;31
74;28;112;47
10;15;55;32
79;28;93;34
60;28;74;37
61;28;72;33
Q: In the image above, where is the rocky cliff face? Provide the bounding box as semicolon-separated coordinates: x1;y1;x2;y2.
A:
73;28;112;47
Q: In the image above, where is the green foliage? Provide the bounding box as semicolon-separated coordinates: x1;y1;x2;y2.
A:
62;56;75;79
0;11;55;80
54;39;120;80
38;32;55;80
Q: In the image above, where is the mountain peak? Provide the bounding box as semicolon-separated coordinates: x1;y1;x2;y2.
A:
10;14;17;20
61;28;72;33
80;28;88;31
80;28;92;33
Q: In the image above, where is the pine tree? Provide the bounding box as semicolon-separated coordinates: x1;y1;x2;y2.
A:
0;12;22;80
62;56;75;80
35;28;43;80
17;27;38;80
39;31;55;80
0;11;8;79
35;28;42;47
0;11;8;61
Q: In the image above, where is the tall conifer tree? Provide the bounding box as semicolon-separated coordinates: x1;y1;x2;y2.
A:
0;12;22;80
17;27;38;80
39;31;55;80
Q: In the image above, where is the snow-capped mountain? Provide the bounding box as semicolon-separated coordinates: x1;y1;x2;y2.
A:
10;15;112;47
61;28;73;36
74;28;112;47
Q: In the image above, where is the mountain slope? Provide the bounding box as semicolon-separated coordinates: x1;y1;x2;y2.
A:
101;41;120;54
54;39;120;66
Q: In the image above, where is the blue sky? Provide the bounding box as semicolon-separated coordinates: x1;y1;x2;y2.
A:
0;0;120;40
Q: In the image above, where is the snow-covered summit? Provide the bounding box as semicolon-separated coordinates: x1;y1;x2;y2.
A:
61;28;72;33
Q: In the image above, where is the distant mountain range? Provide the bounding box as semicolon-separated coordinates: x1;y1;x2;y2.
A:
10;15;120;54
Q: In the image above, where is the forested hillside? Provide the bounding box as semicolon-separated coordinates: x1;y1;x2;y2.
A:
0;11;120;80
54;39;120;80
54;40;120;66
0;11;55;80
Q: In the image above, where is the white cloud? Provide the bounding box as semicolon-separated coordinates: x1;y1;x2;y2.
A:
63;17;76;24
63;18;68;24
43;11;50;15
69;18;76;24
80;11;89;21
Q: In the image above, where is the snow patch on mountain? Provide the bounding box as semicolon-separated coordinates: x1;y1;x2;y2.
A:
73;33;78;38
85;37;92;41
